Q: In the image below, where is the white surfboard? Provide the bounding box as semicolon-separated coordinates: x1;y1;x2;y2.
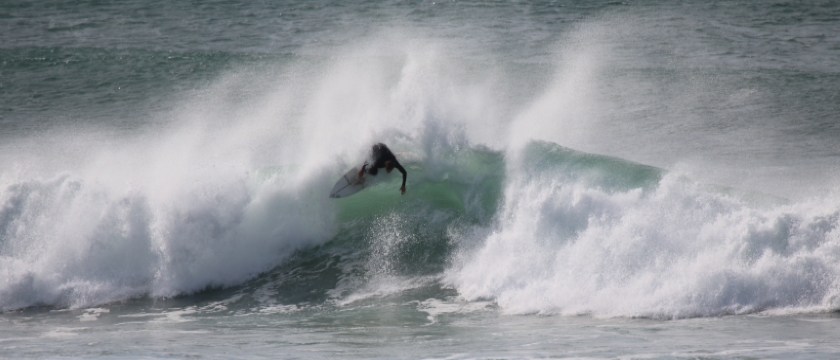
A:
329;166;368;198
330;151;410;198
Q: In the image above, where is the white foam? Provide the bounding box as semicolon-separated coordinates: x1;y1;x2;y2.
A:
446;166;840;318
77;308;109;322
416;298;495;324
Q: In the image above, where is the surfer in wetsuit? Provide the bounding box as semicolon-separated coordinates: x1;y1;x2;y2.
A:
358;143;407;195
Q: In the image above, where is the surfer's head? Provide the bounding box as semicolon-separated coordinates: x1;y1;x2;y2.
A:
385;161;394;173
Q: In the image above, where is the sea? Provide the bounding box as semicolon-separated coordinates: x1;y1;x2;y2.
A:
2;0;840;358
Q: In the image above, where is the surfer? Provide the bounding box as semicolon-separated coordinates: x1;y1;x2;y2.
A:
358;143;407;195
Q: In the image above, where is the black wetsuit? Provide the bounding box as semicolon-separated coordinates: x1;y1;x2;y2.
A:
362;143;407;188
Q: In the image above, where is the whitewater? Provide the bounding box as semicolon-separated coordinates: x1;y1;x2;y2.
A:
2;0;840;358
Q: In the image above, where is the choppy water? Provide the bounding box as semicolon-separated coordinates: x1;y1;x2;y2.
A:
2;0;840;358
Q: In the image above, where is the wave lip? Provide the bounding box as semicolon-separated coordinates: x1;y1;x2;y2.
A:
447;141;840;318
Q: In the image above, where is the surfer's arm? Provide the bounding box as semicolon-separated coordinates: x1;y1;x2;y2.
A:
395;163;407;195
358;163;367;179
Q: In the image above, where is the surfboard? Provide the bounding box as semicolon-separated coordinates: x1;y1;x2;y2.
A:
329;166;367;198
330;151;409;198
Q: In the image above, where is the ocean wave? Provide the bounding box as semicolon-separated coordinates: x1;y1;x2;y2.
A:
3;20;840;320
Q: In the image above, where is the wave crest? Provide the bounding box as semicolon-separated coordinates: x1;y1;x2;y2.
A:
446;142;840;318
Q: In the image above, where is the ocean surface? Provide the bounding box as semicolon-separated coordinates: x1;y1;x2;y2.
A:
2;0;840;358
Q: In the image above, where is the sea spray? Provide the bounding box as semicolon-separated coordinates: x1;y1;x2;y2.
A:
0;37;506;311
0;111;342;311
